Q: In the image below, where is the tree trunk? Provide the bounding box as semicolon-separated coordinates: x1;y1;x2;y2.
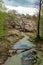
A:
37;0;41;38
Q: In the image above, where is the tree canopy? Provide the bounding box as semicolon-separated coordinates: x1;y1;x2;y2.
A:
0;0;5;11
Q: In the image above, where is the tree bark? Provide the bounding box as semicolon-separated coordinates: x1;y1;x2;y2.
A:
37;0;41;38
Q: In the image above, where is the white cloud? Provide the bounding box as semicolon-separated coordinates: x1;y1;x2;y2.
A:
6;5;38;16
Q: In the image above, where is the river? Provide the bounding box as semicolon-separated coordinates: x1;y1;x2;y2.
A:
3;33;35;65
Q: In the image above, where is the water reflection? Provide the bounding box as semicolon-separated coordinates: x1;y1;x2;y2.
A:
21;50;37;65
4;34;36;65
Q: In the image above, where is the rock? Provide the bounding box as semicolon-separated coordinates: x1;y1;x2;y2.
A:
0;59;4;65
20;18;37;32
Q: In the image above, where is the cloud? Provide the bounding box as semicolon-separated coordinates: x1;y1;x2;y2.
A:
3;0;20;6
3;0;37;7
6;5;38;16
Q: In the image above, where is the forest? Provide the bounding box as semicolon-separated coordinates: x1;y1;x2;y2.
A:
0;0;43;65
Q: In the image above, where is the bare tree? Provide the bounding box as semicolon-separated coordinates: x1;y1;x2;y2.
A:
37;0;42;38
35;0;43;41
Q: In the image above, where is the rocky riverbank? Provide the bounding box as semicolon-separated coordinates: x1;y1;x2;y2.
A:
0;30;24;65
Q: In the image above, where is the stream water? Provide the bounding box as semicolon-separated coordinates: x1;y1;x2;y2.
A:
3;33;35;65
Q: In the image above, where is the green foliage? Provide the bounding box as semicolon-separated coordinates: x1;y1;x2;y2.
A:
40;9;43;37
26;14;32;19
0;12;9;38
0;53;4;56
0;0;5;11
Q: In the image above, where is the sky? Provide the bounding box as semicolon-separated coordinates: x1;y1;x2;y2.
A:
3;0;38;15
3;0;37;7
